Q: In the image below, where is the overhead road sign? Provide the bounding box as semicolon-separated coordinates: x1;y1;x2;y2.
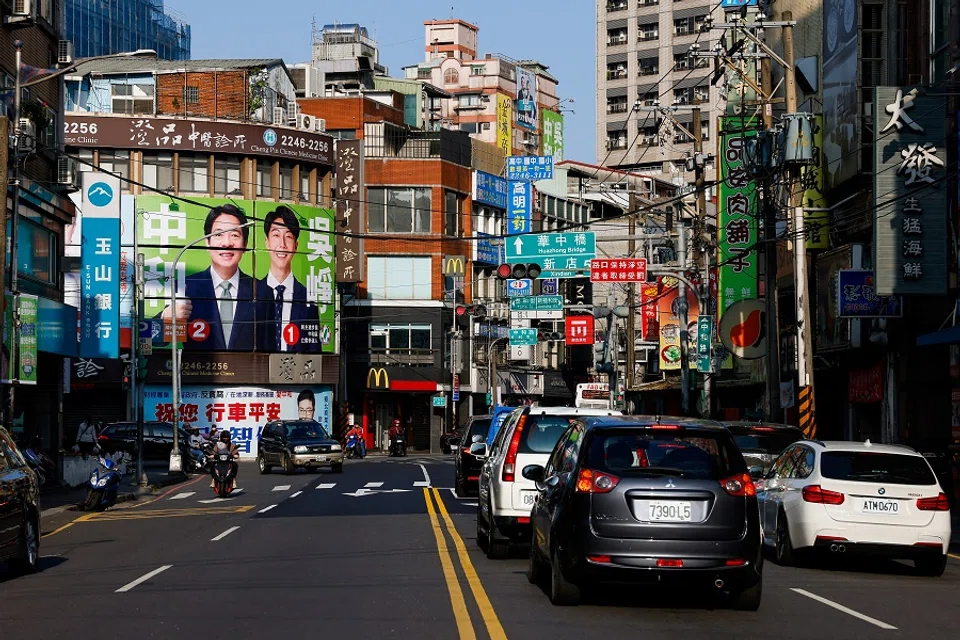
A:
506;232;596;279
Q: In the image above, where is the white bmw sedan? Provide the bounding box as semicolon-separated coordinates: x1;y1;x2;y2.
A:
756;440;951;576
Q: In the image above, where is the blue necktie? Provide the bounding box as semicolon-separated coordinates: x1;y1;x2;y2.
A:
274;285;286;351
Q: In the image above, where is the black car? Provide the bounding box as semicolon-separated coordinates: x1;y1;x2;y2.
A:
454;415;492;496
97;421;197;461
258;420;344;474
722;422;806;477
440;427;464;454
0;426;40;575
524;416;762;610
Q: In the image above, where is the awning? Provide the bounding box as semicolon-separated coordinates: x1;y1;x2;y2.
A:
917;325;960;347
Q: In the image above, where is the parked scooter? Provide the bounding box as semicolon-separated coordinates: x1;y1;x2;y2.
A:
210;452;237;498
84;456;123;511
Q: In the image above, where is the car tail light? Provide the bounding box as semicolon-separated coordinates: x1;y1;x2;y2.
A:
648;424;681;430
462;447;471;455
98;435;109;441
636;448;649;467
815;535;848;542
914;541;943;548
802;485;845;505
916;492;950;511
501;414;528;483
725;558;747;567
719;473;756;497
517;516;530;524
575;468;619;494
656;559;683;568
588;555;612;564
752;426;775;432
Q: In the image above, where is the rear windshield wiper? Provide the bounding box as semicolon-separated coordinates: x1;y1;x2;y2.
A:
620;467;686;477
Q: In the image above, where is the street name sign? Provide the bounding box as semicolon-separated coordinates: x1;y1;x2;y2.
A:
509;328;538;346
506;232;596;279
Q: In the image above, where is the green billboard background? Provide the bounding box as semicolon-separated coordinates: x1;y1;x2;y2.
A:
542;110;564;162
136;196;336;353
717;119;759;313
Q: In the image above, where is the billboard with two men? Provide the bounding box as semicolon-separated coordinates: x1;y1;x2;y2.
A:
137;196;336;353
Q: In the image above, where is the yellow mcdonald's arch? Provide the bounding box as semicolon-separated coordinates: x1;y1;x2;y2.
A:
444;256;465;276
367;367;389;390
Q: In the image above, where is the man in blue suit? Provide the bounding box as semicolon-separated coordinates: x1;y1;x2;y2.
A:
261;206;322;353
160;203;259;350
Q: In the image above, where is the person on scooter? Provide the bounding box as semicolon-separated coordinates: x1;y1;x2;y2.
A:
210;429;239;489
388;419;404;455
345;423;366;458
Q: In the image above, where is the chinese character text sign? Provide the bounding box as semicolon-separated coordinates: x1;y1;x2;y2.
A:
717;120;759;312
565;315;594;346
589;259;648;283
507;181;532;235
335;139;363;282
872;88;948;296
506;156;554;181
80;172;122;359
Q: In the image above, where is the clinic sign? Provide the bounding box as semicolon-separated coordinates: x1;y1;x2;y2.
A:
473;171;508;209
80;172;121;359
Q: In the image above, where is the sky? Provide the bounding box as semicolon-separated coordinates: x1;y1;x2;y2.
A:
170;0;597;162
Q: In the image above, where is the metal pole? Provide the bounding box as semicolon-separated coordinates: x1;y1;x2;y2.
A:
692;106;712;417
677;221;691;415
7;42;23;430
488;336;506;410
626;192;637;396
135;242;146;486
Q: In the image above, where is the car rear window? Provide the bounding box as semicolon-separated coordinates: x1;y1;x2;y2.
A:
730;428;803;455
820;452;937;486
103;424;135;437
585;428;745;480
520;415;579;454
466;419;492;442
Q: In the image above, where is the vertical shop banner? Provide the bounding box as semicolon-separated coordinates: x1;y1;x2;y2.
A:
542;110;564;162
640;282;660;341
657;277;700;371
80;172;122;359
496;94;513;156
717;120;759;313
873;88;948;296
802;116;829;250
16;295;38;384
507;181;532;235
822;0;859;190
515;67;538;131
143;385;333;458
335;138;362;282
136;196;337;353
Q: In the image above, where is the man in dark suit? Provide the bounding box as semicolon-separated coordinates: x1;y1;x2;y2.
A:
160;203;258;350
261;206;321;353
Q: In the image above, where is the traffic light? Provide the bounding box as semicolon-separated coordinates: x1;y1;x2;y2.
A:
594;336;614;373
496;263;542;280
455;304;487;327
537;322;565;342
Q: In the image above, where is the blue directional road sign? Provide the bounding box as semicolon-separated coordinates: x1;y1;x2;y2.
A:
509;328;538;346
506;232;596;279
506;278;533;297
506;156;554;181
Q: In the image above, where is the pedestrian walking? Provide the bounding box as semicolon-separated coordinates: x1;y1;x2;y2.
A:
75;415;98;455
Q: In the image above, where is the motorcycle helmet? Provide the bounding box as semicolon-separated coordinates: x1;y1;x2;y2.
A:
219;430;231;442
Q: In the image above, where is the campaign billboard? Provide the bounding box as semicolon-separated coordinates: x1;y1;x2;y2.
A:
136;196;336;353
516;67;538;131
143;384;334;458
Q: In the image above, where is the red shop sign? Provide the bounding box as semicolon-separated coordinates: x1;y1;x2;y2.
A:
849;364;883;403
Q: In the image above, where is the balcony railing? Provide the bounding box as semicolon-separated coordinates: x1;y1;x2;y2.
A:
366;349;437;366
606;139;628;150
607;36;628;46
606;69;627;80
607;103;628;113
607;2;628;11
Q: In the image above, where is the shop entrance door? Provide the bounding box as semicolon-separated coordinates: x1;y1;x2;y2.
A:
373;402;392;451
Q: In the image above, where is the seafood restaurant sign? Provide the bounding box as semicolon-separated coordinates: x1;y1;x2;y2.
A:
64;115;334;166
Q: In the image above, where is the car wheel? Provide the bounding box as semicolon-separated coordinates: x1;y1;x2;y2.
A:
258;454;271;475
10;513;40;575
476;506;488;551
484;497;510;560
282;453;295;475
549;546;581;606
775;510;796;567
526;535;546;585
332;463;344;474
915;554;947;577
729;576;762;611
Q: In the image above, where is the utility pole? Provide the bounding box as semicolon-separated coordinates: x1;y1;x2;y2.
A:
691;106;713;418
134;243;146;487
626;192;637;395
677;220;691;415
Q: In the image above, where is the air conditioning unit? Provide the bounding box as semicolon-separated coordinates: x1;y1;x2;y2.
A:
314;118;326;132
18;119;36;152
297;113;315;131
272;106;286;126
58;40;74;66
286;101;299;125
12;0;34;18
57;156;75;186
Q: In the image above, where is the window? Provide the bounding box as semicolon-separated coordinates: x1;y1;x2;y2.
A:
820;452;937;485
606;63;627;80
607;1;627;11
111;83;155;115
606;133;627;150
17;218;56;284
607;29;628;46
459;122;478;134
587;429;744;480
444;190;462;236
214;155;242;194
443;68;460;85
639;126;658;146
279;162;295;200
521;415;582;454
674;17;693;36
367;187;432;233
638;56;659;76
366;257;432;299
178;153;209;193
370;323;432;352
142;152;174;190
300;167;316;202
639;0;658;5
257;160;273;197
470;66;485;75
638;23;658;41
675;52;708;70
183;85;200;105
98;150;129;186
457;94;483;108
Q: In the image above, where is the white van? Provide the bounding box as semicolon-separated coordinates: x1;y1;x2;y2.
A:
474;405;622;559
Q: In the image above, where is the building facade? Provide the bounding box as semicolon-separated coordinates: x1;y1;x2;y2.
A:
65;0;190;60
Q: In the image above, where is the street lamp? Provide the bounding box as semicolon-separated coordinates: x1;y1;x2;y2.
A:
167;221;255;473
4;44;157;430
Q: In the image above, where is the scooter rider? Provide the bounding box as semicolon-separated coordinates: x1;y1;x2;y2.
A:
210;430;240;489
345;423;366;458
388;419;404;455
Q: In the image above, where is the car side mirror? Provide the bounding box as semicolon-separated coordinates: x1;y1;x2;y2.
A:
521;464;545;483
748;465;764;480
469;442;488;458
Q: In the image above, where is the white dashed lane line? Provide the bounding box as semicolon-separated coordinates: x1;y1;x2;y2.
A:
290;491;303;498
211;526;240;542
364;482;384;488
272;485;291;491
790;589;898;630
316;483;337;489
168;492;195;500
258;505;277;514
115;565;173;593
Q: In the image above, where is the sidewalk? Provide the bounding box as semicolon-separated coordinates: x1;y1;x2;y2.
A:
39;466;192;518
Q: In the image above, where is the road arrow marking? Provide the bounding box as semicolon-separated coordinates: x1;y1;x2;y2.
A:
343;488;374;497
364;482;384;488
343;488;413;497
273;485;291;491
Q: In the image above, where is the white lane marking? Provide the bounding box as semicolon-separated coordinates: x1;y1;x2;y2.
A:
272;485;291;491
169;492;195;500
211;526;240;541
290;491;302;498
464;502;478;507
198;497;233;504
417;463;432;487
413;481;430;487
115;565;173;593
258;504;277;514
364;482;384;488
316;483;337;489
790;589;898;630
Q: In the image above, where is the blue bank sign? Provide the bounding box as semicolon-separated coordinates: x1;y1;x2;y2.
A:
473;171;508;209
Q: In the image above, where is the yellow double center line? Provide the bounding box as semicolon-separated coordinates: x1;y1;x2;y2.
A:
424;487;507;640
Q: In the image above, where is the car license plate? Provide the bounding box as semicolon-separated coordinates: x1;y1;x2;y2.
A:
648;501;692;522
521;491;537;507
862;498;899;515
314;456;327;462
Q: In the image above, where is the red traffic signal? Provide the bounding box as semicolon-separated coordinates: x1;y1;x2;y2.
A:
497;263;513;279
498;263;542;280
455;305;467;316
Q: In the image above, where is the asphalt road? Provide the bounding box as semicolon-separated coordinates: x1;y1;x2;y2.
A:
3;455;959;639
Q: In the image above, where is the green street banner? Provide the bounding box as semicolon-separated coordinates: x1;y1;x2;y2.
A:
542;110;564;162
136;196;336;353
1;294;38;385
717;119;759;313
